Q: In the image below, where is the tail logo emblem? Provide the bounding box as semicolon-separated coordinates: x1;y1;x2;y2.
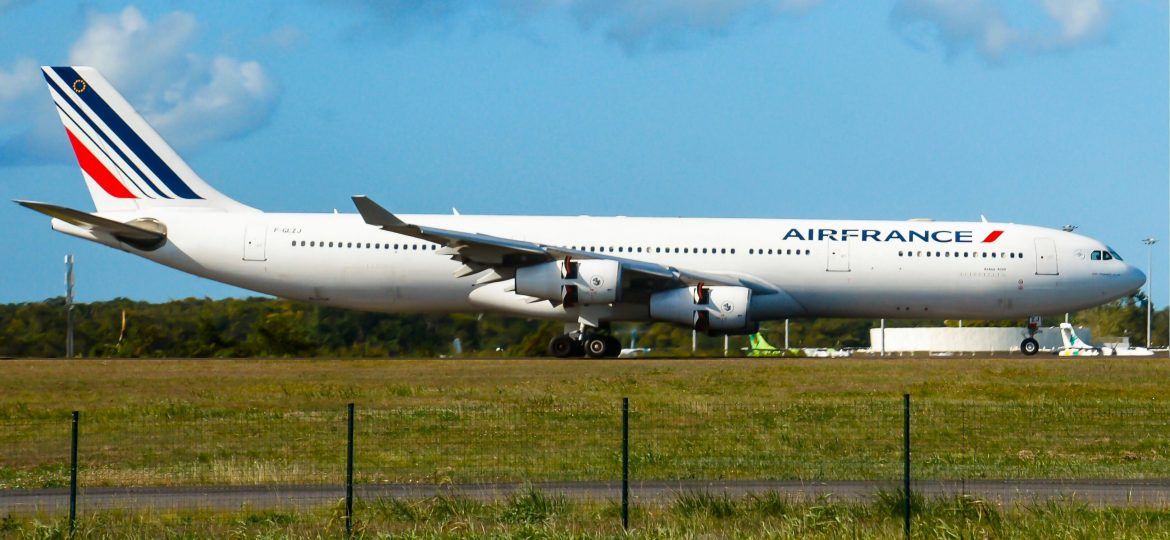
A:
72;79;87;94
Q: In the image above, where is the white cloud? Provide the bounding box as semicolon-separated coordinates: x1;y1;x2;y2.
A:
0;58;39;120
334;0;824;54
891;0;1109;61
145;56;279;149
0;5;280;166
1042;0;1108;43
68;6;280;149
260;25;305;49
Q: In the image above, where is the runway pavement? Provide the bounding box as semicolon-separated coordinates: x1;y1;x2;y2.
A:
4;479;1170;514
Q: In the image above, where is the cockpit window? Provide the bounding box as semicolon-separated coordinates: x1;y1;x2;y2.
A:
1102;251;1113;261
1091;250;1101;261
1106;247;1123;261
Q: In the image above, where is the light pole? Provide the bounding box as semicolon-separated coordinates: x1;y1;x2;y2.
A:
65;254;74;358
1143;238;1157;349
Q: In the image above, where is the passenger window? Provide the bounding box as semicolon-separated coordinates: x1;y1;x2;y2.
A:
730;249;735;254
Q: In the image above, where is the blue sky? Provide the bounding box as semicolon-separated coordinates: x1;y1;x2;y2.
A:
0;0;1166;307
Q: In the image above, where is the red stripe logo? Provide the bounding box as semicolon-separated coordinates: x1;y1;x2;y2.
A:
982;230;1004;243
65;129;136;199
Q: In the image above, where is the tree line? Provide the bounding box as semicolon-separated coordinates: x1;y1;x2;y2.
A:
0;294;1162;358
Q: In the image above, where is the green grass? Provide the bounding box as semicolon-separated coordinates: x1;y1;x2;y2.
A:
2;357;1170;488
5;491;1170;538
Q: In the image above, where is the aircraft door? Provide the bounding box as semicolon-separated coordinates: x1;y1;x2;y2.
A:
243;224;267;261
826;239;850;272
1034;238;1058;275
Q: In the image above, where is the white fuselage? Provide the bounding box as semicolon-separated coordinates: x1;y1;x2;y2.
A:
52;210;1146;324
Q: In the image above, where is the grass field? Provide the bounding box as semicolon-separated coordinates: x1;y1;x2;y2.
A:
6;489;1170;539
2;357;1170;490
4;357;1170;537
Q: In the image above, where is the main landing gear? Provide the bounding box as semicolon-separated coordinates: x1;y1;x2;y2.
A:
549;330;621;358
1020;315;1041;356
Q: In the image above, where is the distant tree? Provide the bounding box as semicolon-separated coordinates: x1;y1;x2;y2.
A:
1073;292;1146;344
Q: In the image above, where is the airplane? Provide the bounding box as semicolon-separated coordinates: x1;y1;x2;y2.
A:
17;66;1146;358
1057;323;1154;357
616;330;652;358
745;333;786;357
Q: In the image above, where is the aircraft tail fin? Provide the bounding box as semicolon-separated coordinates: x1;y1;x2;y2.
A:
40;66;256;213
750;333;778;351
1059;323;1094;349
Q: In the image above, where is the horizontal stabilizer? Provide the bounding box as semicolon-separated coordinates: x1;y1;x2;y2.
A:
16;200;166;250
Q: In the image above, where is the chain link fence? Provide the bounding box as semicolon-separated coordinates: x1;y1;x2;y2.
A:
3;397;1170;533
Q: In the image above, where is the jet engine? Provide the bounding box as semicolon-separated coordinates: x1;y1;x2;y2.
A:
515;259;621;306
649;285;755;334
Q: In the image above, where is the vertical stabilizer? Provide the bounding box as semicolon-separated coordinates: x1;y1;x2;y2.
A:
750;333;777;351
41;66;256;213
1059;323;1094;349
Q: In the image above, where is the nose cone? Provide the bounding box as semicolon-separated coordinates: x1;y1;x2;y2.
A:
1124;265;1147;294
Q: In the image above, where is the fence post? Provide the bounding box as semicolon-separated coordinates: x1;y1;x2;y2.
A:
69;410;78;538
346;402;354;539
903;394;910;540
622;397;629;531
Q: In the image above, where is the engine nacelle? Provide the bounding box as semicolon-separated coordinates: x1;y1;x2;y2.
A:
649;285;753;333
515;259;621;305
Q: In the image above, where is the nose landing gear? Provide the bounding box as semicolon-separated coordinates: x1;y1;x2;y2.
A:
1020;315;1041;356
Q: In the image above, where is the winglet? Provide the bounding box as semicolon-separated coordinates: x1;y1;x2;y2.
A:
352;196;406;228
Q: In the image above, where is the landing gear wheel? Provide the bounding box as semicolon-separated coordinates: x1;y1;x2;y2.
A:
604;336;622;358
549;335;577;358
585;337;609;358
1021;338;1040;356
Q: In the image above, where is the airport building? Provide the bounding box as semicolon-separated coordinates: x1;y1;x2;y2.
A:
869;326;1092;354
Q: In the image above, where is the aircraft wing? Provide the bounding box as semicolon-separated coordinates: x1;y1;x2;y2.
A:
352;196;777;294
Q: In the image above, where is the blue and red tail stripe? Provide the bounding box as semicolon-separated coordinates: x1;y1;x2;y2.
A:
64;129;137;199
43;66;202;200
